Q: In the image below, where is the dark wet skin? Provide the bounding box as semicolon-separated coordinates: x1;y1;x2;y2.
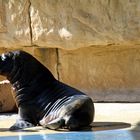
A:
0;50;95;131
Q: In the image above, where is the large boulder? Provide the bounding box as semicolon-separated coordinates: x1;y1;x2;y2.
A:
0;80;17;112
0;0;31;48
0;0;140;48
58;46;140;102
30;0;140;49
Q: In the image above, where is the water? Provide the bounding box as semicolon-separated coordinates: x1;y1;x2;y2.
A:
0;130;139;140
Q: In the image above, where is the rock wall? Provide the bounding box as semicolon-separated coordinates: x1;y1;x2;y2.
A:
1;0;140;48
0;0;140;112
58;46;140;102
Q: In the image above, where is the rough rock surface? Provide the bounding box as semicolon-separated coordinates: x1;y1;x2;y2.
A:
58;46;140;102
0;0;140;48
0;0;31;48
30;0;140;49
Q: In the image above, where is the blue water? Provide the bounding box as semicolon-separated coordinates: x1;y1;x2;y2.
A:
0;130;139;140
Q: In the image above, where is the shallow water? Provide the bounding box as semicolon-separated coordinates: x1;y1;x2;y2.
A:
0;130;139;140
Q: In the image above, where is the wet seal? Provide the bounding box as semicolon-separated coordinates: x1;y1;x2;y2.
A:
0;50;94;131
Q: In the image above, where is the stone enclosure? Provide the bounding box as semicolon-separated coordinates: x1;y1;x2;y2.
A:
0;0;140;111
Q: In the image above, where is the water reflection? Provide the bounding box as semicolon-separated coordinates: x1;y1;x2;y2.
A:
12;132;95;140
131;122;140;140
0;130;138;140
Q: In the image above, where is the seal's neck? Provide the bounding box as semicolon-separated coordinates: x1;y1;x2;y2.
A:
7;65;23;86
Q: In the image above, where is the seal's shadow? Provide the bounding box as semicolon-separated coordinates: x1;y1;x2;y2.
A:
52;122;131;132
92;122;131;131
0;128;39;132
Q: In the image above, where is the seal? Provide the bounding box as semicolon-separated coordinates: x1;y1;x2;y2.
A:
0;50;94;130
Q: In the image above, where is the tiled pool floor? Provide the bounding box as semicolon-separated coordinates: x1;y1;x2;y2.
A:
0;103;139;140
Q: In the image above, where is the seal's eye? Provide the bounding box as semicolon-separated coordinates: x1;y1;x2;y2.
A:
1;53;6;61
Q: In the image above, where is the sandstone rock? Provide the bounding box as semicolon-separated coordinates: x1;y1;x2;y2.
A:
0;0;31;48
30;0;140;49
0;0;140;49
1;46;140;102
0;80;17;112
58;46;140;102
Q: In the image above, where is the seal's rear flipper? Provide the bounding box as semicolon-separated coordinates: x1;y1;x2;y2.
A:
9;120;35;131
40;118;65;130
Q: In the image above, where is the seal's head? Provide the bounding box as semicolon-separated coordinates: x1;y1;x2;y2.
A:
0;51;16;76
0;50;35;79
0;50;55;83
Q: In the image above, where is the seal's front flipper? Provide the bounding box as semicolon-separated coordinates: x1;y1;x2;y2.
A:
9;120;35;131
40;118;65;130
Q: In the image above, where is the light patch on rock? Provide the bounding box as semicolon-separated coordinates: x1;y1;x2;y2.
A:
58;28;72;40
